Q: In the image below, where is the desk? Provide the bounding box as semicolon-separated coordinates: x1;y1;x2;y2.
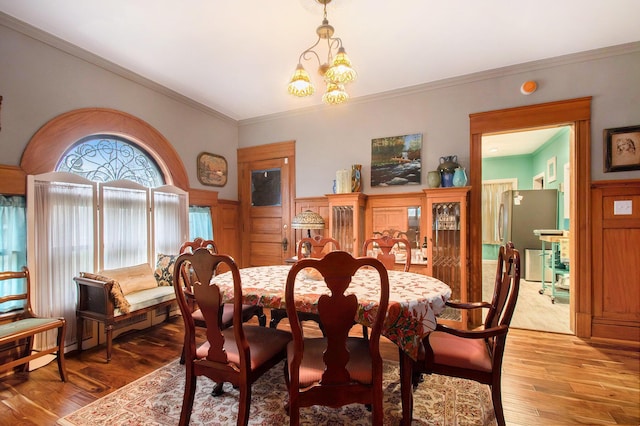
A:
211;265;451;360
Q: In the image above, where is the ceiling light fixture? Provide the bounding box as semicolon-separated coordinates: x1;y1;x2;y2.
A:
287;0;357;105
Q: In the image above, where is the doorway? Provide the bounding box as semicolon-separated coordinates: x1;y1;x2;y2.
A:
237;141;296;267
469;97;593;337
481;126;572;334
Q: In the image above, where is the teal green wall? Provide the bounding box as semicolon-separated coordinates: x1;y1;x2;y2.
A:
482;127;570;260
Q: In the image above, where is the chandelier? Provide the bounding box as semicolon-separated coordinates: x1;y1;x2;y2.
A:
287;0;357;105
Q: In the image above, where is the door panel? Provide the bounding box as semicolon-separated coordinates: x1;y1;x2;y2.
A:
238;143;295;267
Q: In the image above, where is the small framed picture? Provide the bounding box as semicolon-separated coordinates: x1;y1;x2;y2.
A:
604;125;640;172
197;152;227;187
547;156;557;183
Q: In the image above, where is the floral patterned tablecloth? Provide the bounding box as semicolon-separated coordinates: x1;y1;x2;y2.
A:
212;265;451;360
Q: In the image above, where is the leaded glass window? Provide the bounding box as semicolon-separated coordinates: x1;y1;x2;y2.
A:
56;135;164;187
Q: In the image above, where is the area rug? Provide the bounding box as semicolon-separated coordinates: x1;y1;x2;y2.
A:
57;359;496;425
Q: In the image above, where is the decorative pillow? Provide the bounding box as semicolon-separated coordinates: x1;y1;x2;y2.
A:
101;264;157;295
154;253;178;286
80;272;131;314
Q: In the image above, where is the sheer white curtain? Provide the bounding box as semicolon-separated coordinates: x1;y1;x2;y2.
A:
28;173;97;349
100;181;149;270
0;195;27;313
482;179;516;244
188;206;213;241
152;186;188;255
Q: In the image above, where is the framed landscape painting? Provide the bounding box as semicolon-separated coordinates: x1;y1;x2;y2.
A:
197;152;228;186
371;133;422;187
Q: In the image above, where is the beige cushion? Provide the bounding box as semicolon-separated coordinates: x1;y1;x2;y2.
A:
100;264;157;296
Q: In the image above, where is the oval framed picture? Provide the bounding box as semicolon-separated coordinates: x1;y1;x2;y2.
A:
197;152;228;187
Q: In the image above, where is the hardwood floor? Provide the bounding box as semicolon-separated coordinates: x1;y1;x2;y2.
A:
0;315;638;425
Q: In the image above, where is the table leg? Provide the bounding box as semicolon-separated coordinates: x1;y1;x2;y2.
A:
399;348;414;426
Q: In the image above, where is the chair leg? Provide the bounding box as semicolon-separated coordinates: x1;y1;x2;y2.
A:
399;349;414;426
179;366;197;426
491;381;506;426
237;383;251;426
211;381;225;396
269;308;286;328
105;325;113;363
76;316;84;354
361;324;369;340
256;307;267;327
20;336;34;372
57;323;68;382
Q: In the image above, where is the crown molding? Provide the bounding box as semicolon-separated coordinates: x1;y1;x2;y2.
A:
239;41;640;127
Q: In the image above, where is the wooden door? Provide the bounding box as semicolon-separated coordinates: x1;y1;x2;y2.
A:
238;142;295;267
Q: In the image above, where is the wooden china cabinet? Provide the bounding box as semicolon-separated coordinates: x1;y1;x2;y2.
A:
423;187;470;327
327;192;367;256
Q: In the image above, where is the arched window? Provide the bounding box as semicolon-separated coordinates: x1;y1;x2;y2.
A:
56;135;164;187
21;109;195;352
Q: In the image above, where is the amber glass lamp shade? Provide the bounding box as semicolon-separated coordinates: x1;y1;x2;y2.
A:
325;47;357;84
322;82;348;105
288;64;315;97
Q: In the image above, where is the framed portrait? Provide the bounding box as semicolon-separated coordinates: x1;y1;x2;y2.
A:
370;133;422;187
197;152;227;187
546;156;557;183
604;125;640;172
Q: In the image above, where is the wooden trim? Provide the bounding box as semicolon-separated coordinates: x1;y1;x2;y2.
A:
20;108;189;190
0;165;26;195
469;97;591;335
237;141;295;163
469;97;592;133
237;141;296;267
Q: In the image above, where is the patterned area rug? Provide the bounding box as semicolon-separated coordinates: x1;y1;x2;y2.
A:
57;359;496;425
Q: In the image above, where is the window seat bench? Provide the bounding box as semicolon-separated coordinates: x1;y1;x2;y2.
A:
74;258;177;363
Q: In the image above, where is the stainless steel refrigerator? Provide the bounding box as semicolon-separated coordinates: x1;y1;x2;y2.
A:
499;189;558;278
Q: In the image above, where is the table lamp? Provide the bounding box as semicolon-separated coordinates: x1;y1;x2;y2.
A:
291;210;325;238
292;210;325;257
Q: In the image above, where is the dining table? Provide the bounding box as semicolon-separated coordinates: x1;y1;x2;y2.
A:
211;264;451;426
211;264;451;361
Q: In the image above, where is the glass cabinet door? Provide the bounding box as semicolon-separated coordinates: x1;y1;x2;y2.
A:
327;193;367;256
424;187;469;326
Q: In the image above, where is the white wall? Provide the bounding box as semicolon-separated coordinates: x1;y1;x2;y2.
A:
1;15;639;202
0;21;240;199
239;44;640;198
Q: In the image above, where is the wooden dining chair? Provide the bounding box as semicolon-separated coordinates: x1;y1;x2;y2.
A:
400;242;520;426
362;234;412;272
284;251;389;426
173;248;292;426
180;238;266;327
360;234;412;339
178;238;266;364
270;235;340;330
296;235;340;259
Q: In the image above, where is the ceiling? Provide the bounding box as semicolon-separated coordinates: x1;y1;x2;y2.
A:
482;127;569;158
1;1;639;123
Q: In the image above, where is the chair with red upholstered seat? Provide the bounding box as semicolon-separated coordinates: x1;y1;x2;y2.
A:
284;251;389;426
270;235;340;330
400;242;520;426
178;238;266;364
173;248;291;426
180;238;266;328
296;235;340;259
